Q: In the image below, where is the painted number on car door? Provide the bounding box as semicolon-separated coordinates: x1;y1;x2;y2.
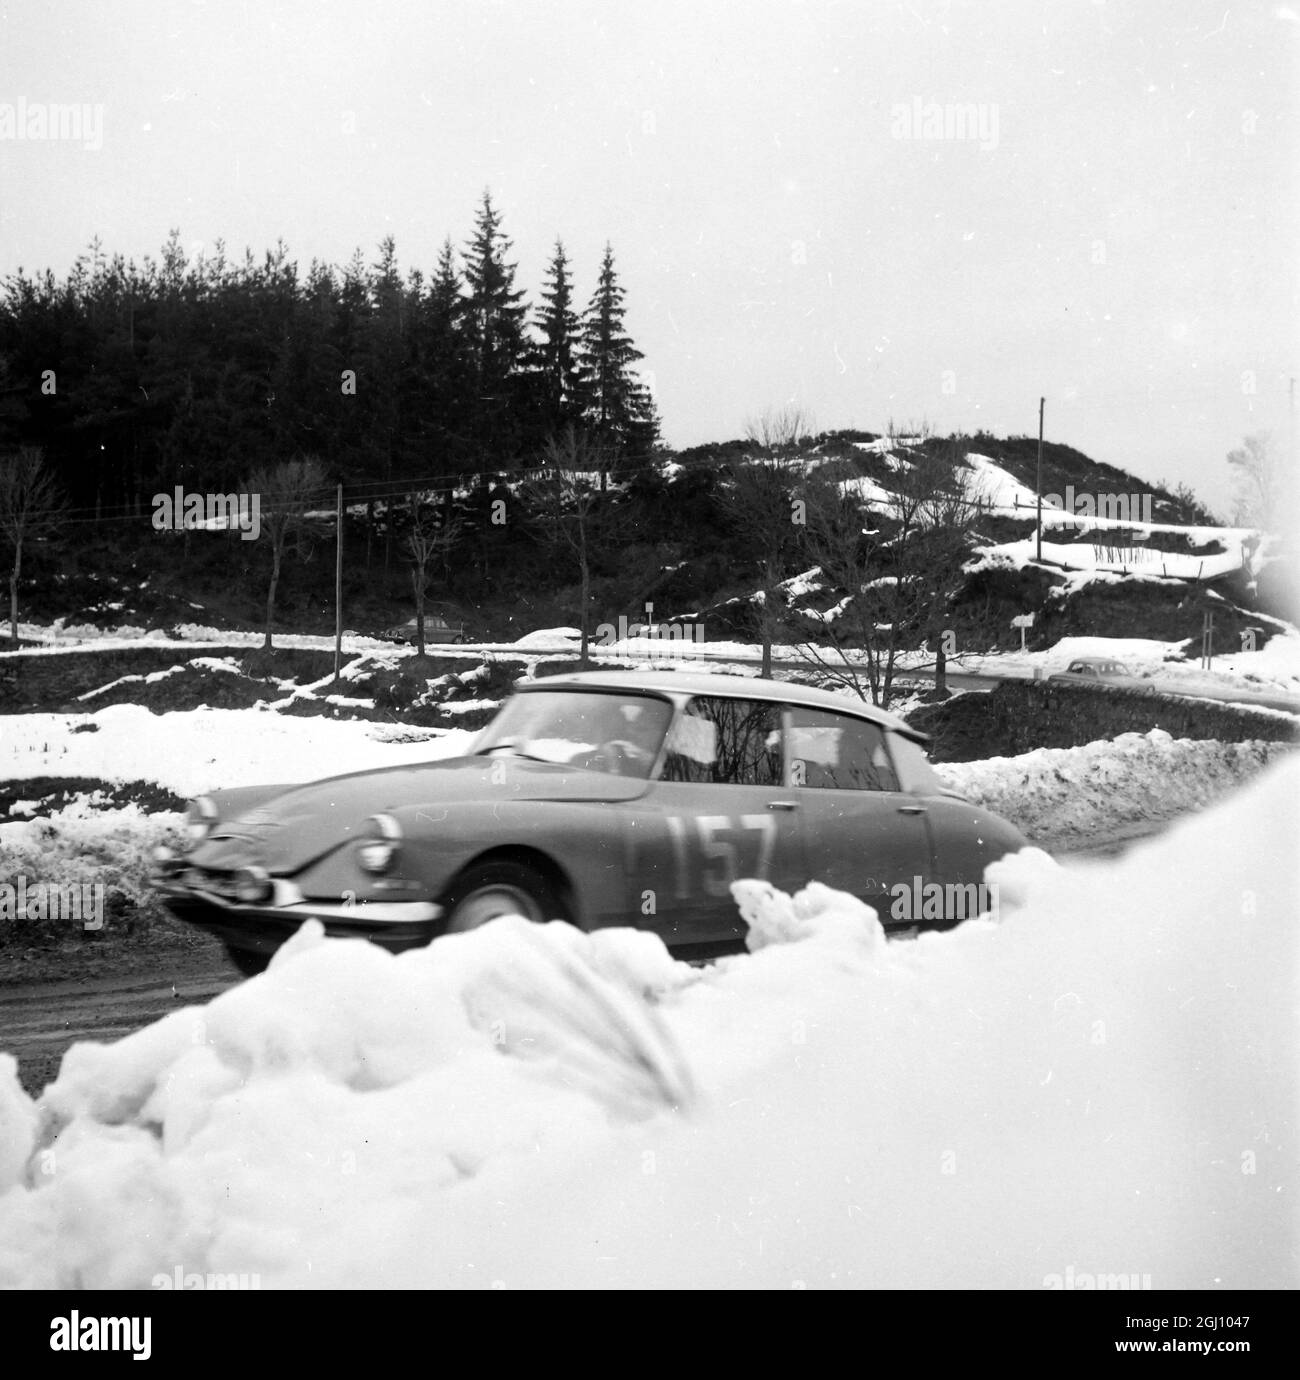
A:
665;813;776;898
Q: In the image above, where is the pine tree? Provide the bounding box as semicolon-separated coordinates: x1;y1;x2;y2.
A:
461;191;528;457
577;244;658;467
532;238;584;433
410;238;472;468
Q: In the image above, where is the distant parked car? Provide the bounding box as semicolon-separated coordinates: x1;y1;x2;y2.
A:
384;612;468;645
151;669;1029;975
1050;656;1129;681
1048;656;1154;692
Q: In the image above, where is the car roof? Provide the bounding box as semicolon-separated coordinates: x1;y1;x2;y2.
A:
519;668;928;742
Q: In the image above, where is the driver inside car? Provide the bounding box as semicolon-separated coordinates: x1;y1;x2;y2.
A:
571;698;662;777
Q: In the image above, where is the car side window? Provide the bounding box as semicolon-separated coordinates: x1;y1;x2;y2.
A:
661;697;782;785
786;707;900;792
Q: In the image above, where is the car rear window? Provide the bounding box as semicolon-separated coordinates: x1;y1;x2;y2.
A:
786;707;899;792
885;731;944;794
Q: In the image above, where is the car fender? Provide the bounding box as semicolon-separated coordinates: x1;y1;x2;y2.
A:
921;795;1031;894
292;797;627;929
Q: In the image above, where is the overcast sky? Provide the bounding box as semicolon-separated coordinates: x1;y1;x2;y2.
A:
1;0;1295;512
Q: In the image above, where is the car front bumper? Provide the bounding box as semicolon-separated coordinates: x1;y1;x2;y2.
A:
153;871;444;957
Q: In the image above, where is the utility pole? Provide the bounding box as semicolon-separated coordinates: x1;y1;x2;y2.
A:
333;484;343;686
1036;396;1045;562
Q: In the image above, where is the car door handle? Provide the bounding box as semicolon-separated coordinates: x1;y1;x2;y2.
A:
896;805;927;815
767;800;800;811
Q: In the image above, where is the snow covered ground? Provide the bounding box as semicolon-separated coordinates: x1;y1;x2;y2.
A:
0;752;1294;1289
9;605;1300;713
970;535;1246;585
0;705;478;802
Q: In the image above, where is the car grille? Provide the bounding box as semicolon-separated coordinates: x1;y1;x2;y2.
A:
182;867;244;901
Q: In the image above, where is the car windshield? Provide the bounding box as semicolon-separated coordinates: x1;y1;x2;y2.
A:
475;690;673;777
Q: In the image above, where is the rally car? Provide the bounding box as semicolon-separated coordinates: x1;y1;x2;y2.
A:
152;670;1029;973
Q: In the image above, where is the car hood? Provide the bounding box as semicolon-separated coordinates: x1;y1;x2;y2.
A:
192;754;648;874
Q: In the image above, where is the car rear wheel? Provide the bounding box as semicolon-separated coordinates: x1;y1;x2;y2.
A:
441;860;566;934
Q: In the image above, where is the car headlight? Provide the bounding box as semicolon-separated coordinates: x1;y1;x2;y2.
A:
357;813;402;874
152;844;186;877
186;796;219;844
234;865;273;904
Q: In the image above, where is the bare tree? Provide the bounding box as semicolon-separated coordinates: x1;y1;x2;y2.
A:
1227;433;1287;530
732;406;817;676
245;456;329;650
910;440;986;695
521;427;611;666
728;457;809;676
793;437;985;706
404;493;464;659
743;404;815;456
884;416;935;447
0;447;62;645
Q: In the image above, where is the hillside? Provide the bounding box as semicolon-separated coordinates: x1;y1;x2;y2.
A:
4;430;1290;667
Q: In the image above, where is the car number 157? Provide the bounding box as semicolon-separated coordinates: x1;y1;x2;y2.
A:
663;814;777;899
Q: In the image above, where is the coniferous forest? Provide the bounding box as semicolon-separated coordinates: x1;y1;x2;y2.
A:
0;191;661;514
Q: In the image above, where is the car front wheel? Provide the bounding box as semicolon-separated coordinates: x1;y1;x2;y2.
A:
440;860;567;934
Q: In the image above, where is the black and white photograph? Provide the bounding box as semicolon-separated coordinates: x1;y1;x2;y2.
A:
0;0;1296;1325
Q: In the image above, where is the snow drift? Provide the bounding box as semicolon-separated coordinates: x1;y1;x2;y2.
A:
0;754;1295;1289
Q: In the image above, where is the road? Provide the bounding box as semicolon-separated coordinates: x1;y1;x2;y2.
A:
1;947;241;1097
464;639;1300;713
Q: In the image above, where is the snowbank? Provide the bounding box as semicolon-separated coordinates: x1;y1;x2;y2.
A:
939;729;1293;847
0;755;1295;1289
510;627;581;648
